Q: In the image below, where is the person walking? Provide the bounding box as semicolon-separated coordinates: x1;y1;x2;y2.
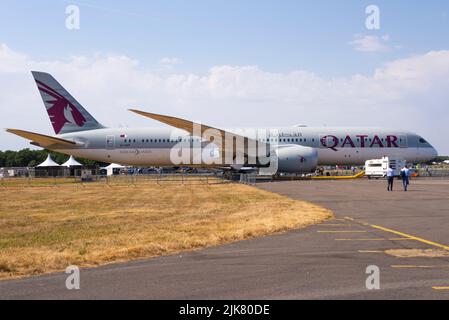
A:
401;166;411;191
386;165;394;191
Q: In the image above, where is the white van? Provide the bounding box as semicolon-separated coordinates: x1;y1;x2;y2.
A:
365;157;406;179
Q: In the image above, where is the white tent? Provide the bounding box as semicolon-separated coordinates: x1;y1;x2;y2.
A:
37;154;61;167
101;163;126;176
61;156;83;167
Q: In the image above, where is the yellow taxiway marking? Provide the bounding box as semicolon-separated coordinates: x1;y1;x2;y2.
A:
335;237;410;241
340;217;449;251
370;225;449;251
432;287;449;290
358;250;383;253
318;230;367;233
392;265;449;269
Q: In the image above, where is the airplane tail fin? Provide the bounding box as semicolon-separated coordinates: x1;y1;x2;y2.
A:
31;71;105;135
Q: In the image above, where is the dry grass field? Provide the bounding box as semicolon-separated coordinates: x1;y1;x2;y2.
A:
0;181;332;280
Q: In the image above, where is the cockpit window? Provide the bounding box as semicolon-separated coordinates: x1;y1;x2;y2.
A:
419;138;427;144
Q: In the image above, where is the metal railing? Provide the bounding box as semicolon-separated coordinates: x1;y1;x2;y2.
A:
239;173;257;185
415;168;449;177
0;173;230;188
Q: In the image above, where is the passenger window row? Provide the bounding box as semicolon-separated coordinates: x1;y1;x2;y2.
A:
122;137;316;144
274;138;314;143
123;137;201;144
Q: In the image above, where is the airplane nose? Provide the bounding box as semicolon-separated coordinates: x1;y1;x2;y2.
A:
429;146;438;160
432;147;438;159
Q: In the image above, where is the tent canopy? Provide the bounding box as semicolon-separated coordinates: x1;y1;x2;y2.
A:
37;154;61;167
62;155;83;167
102;163;126;170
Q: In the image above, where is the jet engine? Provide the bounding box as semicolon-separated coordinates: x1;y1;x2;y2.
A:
274;145;318;173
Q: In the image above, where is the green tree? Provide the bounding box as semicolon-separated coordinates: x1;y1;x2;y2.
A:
0;151;5;167
0;149;108;168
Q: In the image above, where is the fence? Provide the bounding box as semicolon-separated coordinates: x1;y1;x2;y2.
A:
99;173;228;186
416;168;449;178
0;173;229;188
239;173;257;185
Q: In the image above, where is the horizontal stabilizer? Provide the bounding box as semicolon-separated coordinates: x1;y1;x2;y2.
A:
6;128;77;148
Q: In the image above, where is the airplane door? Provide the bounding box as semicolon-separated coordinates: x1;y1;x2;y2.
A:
398;135;407;148
106;135;115;150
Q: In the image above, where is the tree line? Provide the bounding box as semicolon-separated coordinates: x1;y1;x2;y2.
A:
1;148;446;168
0;149;107;168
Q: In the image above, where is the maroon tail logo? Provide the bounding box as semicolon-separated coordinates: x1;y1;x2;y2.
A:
36;80;86;134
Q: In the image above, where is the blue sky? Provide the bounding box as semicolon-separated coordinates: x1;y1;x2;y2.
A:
1;0;448;76
1;1;449;153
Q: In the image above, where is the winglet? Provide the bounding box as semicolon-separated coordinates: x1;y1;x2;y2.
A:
128;109;201;133
128;109;178;125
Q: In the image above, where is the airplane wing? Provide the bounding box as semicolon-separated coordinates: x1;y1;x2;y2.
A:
6;129;77;148
128;109;271;163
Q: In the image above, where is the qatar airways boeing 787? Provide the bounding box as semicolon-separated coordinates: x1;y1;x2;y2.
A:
6;72;438;174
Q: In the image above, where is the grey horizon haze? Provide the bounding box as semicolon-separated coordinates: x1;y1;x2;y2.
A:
0;1;448;154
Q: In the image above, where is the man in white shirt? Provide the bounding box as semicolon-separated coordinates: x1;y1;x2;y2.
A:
401;166;411;191
386;166;394;191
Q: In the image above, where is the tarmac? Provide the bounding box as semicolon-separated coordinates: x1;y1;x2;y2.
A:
1;178;449;299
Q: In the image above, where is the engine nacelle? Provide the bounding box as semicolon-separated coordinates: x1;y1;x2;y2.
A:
275;145;318;173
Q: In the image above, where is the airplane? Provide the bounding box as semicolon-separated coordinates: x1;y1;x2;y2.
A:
6;71;438;174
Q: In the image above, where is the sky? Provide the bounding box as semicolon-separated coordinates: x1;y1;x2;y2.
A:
0;0;449;153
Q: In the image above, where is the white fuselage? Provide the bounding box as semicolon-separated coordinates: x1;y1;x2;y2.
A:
52;126;438;169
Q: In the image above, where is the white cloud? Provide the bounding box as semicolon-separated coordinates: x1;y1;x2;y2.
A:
0;44;449;154
159;57;183;70
0;43;29;72
350;34;394;52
